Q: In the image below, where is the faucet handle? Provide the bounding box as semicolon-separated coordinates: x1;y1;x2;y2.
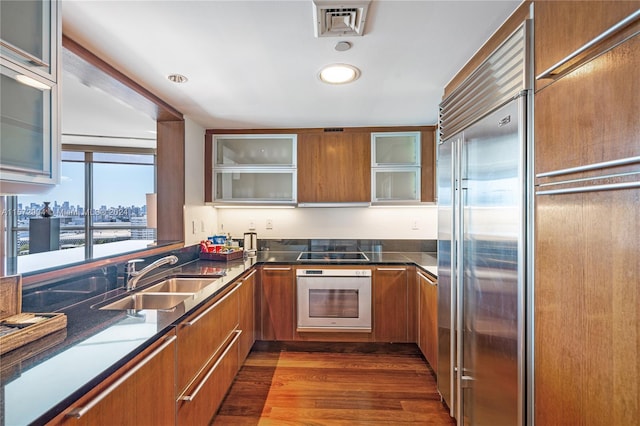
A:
127;258;145;274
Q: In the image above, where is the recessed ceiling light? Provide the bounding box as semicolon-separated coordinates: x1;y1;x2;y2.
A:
319;64;360;84
167;74;188;83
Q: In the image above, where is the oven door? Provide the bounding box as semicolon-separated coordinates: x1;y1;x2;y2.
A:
296;269;372;332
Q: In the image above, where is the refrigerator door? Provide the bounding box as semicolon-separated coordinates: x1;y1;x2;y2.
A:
437;133;458;416
459;96;525;425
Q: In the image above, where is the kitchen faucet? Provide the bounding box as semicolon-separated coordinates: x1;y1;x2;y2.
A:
126;255;178;291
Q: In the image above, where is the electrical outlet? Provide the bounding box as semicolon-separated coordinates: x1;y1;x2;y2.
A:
249;221;256;231
266;219;273;230
412;220;419;230
191;221;196;234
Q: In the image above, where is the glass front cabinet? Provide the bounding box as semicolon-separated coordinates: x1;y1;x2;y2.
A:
0;0;60;194
212;134;297;204
371;132;421;203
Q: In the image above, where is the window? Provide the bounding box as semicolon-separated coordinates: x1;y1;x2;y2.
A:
5;146;156;274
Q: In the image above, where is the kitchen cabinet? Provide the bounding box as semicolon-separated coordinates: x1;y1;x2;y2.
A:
417;270;437;370
210;134;297;204
238;269;256;363
534;1;640;90
533;3;640;424
371;132;421;204
420;128;436;202
0;0;60;194
260;266;294;341
373;266;408;342
48;331;177;425
176;284;240;425
297;131;370;204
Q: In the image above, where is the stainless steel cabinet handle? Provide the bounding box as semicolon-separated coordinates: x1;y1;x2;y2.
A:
417;271;437;286
0;40;50;67
242;269;257;280
185;284;239;326
263;267;291;271
180;330;242;402
376;267;406;271
536;156;640;178
536;181;640;196
66;335;177;418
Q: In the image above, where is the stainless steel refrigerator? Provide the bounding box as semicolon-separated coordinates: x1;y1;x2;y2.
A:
437;23;531;426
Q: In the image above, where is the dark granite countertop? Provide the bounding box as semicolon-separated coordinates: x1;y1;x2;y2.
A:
3;251;436;425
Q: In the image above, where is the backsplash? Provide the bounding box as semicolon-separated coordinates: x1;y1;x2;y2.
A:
258;239;437;253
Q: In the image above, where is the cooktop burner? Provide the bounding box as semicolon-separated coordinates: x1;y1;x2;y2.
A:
296;251;370;262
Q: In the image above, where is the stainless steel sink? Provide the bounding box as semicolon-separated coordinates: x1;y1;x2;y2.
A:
140;277;217;294
99;292;192;311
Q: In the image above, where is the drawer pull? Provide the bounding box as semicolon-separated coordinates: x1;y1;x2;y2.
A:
263;267;291;271
376;267;406;271
417;271;437;286
180;330;242;402
536;181;640;196
185;284;239;326
243;269;257;280
1;40;50;68
66;335;177;418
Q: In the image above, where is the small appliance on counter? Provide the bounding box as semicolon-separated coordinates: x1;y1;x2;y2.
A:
243;232;257;256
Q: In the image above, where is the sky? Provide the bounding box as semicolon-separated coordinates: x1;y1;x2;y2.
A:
20;162;154;209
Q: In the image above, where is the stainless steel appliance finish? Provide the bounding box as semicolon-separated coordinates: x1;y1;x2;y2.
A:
296;268;372;332
296;251;370;262
437;23;531;426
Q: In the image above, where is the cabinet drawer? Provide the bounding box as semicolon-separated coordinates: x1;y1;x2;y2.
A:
176;285;239;394
176;330;241;425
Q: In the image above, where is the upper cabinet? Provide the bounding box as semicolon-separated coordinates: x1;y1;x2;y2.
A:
371;132;421;204
0;0;60;194
210;134;297;204
534;1;640;90
297;130;371;205
206;126;436;205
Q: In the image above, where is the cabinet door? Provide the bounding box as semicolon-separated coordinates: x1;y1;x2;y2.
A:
0;0;58;80
420;128;436;202
373;267;408;342
177;331;241;425
418;270;438;370
534;1;639;89
51;332;176;425
238;270;256;363
176;285;239;395
260;266;294;341
297;131;370;203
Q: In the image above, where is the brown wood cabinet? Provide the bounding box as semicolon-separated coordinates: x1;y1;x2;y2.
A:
48;331;177;425
417;270;438;370
420;128;437;202
297;131;371;203
238;269;256;363
176;285;240;424
533;2;640;424
260;266;295;341
373;266;409;342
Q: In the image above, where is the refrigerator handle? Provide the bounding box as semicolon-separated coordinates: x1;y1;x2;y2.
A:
454;136;465;423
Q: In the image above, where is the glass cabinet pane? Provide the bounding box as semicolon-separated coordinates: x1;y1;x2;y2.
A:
215;171;295;202
372;132;420;166
0;64;52;175
215;135;296;166
373;169;420;201
0;0;54;77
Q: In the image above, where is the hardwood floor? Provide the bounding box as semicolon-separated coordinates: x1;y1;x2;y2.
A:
213;344;455;425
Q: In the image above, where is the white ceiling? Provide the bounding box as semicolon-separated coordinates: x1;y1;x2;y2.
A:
61;0;522;134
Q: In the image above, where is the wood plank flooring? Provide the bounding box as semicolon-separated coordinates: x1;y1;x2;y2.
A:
213;345;455;425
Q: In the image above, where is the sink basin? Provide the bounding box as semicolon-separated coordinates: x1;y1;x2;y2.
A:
99;293;192;311
141;277;217;294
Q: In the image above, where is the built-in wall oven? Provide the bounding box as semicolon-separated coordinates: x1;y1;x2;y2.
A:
296;268;372;332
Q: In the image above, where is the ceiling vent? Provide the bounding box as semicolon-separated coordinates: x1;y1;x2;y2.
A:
313;0;371;37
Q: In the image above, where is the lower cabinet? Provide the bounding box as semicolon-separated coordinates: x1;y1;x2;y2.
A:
260;265;294;341
238;269;256;363
417;270;438;370
48;330;177;425
373;266;409;342
176;284;240;425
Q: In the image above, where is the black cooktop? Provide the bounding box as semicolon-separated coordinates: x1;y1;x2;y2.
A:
296;252;370;261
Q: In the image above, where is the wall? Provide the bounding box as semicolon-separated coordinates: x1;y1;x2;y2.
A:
183;117;217;245
216;206;437;241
